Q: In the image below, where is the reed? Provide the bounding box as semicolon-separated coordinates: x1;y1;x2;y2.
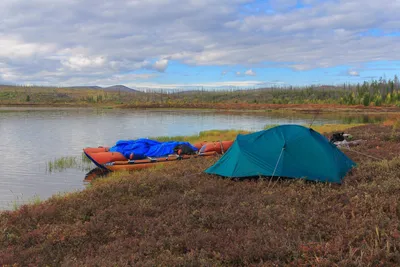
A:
47;156;94;173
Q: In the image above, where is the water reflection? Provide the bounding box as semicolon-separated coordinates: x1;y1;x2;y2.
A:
340;115;386;124
84;168;109;182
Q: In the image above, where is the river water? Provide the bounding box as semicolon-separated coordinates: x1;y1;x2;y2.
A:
0;107;386;209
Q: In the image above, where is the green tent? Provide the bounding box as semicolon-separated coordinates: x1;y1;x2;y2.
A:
205;125;355;183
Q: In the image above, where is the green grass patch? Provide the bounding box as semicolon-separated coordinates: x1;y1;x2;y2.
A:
47;155;94;173
155;129;249;143
262;123;364;134
310;123;365;134
12;194;42;211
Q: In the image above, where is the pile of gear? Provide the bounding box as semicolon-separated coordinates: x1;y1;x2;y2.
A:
329;132;364;148
109;139;198;160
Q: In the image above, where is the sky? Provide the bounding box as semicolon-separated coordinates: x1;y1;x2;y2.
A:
0;0;400;89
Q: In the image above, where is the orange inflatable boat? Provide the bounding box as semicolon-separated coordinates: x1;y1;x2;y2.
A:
195;140;234;154
83;140;234;171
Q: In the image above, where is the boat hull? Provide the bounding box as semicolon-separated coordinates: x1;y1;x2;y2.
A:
198;141;234;154
104;152;217;171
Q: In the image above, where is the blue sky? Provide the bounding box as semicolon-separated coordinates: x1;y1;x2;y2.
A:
0;0;399;89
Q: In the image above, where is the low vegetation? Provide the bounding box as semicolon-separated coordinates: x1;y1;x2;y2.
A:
1;123;400;265
2;75;400;110
155;129;250;143
46;155;94;173
309;123;365;134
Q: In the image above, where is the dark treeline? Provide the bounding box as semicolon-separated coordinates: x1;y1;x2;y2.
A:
1;75;400;107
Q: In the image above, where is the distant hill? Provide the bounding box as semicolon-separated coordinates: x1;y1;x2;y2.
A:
103;85;138;92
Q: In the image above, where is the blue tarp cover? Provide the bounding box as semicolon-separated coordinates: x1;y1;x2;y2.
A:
109;139;198;159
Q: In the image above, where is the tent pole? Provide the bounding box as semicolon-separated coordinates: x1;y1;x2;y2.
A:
308;110;321;128
271;147;285;179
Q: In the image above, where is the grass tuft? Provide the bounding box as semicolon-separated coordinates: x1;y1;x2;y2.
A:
47;156;94;173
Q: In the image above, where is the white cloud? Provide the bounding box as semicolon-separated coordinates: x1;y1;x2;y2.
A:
235;69;257;77
51;73;158;88
152;59;169;72
0;0;399;86
348;70;360;76
61;55;106;70
245;69;256;76
0;35;54;58
90;73;158;87
0;63;17;81
140;59;169;72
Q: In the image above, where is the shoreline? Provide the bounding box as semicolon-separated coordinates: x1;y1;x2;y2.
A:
1;102;400;114
1;124;362;211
